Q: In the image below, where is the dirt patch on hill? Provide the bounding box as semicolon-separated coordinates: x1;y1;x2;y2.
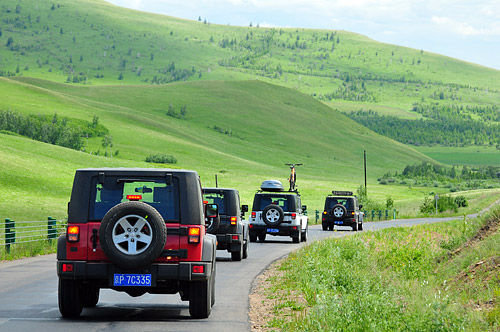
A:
249;259;308;331
449;210;499;259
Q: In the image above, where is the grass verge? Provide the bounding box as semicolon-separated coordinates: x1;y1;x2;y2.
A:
251;207;499;331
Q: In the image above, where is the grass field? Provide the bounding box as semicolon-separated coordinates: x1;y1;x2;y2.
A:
0;74;440;220
262;207;500;331
0;0;498;222
415;146;500;166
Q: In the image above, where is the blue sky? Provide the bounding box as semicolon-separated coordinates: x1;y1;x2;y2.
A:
106;0;500;70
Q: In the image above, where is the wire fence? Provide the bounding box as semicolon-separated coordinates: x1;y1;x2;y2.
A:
1;217;67;254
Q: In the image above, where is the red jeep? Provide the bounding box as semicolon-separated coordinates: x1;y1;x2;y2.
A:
57;168;217;318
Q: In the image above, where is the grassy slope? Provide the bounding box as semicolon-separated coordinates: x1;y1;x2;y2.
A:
0;0;498;117
0;0;498;219
265;208;500;331
414;146;500;167
0;76;437;219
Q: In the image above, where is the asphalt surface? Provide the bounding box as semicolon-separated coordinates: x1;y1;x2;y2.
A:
0;217;462;332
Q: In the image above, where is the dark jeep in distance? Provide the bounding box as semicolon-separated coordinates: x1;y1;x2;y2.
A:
57;168;217;319
202;188;249;261
322;191;364;231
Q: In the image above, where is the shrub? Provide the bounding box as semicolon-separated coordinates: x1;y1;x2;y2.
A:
454;195;468;208
145;153;177;164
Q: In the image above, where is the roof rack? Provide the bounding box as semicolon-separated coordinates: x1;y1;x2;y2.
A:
331;190;354;196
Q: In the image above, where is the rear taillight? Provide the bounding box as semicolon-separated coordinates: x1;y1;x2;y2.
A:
249;224;254;229
292;226;298;230
126;195;142;201
232;235;239;240
192;265;204;274
291;213;296;220
188;227;201;244
67;226;79;242
230;216;237;225
251;211;256;218
62;263;73;272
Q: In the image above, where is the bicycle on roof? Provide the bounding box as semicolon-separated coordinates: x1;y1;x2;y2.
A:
285;163;302;191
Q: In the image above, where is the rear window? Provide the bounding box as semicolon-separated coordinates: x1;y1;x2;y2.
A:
325;197;353;211
253;194;296;212
89;177;179;221
203;192;226;215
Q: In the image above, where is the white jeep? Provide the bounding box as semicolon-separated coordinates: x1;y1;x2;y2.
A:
248;180;308;243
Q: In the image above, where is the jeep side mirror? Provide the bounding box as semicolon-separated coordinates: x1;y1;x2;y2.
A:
302;205;307;212
205;203;218;218
359;204;363;209
241;205;248;213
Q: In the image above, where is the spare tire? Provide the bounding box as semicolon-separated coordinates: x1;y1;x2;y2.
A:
99;201;167;269
331;204;347;220
205;216;220;234
262;204;284;227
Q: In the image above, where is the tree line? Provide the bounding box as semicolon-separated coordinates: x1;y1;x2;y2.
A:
0;110;108;150
347;110;500;147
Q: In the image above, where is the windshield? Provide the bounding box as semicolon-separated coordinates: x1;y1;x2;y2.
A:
203;192;226;215
325;197;353;210
89;177;179;221
253;194;295;212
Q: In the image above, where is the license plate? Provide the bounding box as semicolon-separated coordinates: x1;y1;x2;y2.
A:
267;228;279;233
334;221;343;225
113;274;152;287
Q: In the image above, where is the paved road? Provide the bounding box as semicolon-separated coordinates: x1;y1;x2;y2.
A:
0;217;462;332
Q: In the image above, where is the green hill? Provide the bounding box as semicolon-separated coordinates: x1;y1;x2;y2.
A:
0;76;434;219
0;0;498;219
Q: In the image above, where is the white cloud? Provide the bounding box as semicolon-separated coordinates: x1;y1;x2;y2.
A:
432;16;500;36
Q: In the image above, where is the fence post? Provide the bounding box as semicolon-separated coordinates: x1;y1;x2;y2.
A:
385;210;389;220
378;210;382;220
48;217;57;242
393;209;397;220
315;210;319;223
363;210;367;221
5;218;15;254
371;210;375;221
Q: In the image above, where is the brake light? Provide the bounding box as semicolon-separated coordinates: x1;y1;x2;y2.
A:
67;226;79;242
230;216;237;225
232;235;239;240
192;265;204;274
251;212;256;218
62;263;73;272
292;226;298;230
188;227;201;244
291;213;296;220
249;224;254;229
126;195;142;201
203;200;208;204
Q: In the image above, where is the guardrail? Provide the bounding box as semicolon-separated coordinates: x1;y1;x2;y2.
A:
1;217;67;253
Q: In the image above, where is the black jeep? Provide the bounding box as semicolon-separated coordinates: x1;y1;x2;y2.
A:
322;191;364;231
202;188;249;261
57;168;217;319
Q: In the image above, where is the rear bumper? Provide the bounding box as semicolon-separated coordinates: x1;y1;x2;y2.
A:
57;261;212;283
216;233;242;252
249;224;301;237
322;218;357;227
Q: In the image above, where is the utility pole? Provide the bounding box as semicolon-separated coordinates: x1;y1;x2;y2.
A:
364;150;367;195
